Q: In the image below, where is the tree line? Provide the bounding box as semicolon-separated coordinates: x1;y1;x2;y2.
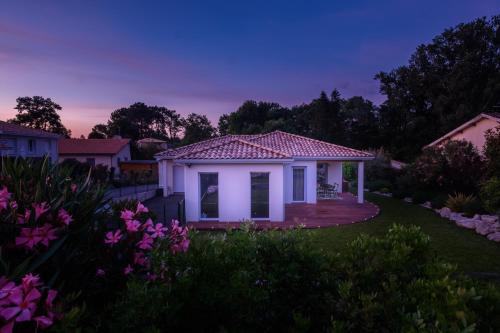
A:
6;15;500;161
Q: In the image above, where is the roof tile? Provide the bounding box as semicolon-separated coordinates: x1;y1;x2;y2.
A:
59;138;130;155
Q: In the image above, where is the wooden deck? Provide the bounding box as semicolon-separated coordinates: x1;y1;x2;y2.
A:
186;193;379;230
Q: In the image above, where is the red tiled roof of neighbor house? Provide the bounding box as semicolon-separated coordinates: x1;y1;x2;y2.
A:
0;121;60;138
157;131;372;160
59;138;130;155
176;138;291;160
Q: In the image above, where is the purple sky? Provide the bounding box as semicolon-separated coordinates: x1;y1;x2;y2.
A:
0;1;498;137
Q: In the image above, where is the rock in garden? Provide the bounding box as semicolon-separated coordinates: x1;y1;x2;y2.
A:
404;197;412;203
475;221;497;236
420;201;432;209
439;207;451;218
449;212;464;222
455;218;476;229
481;215;499;224
486;232;500;242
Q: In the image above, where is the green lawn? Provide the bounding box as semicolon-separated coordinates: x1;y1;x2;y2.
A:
309;192;500;274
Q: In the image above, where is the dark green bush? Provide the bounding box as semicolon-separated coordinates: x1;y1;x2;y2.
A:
411;191;430;204
480;177;500;214
392;188;410;199
430;193;448;209
366;179;392;192
106;225;500;333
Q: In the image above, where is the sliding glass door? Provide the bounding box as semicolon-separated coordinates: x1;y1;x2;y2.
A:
292;167;305;202
251;172;269;219
200;173;218;219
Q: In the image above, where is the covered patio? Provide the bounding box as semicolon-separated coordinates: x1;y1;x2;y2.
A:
185;193;379;230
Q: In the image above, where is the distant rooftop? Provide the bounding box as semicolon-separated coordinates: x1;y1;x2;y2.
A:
59;138;130;155
0;121;60;139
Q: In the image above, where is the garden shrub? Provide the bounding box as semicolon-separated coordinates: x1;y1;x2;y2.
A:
483;126;500;178
430;193;448;209
365;179;392;192
0;157;190;332
411;191;431;204
107;225;500;333
365;148;397;184
480;177;500;214
408;140;483;194
445;193;477;213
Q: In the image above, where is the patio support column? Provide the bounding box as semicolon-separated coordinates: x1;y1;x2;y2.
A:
357;161;364;204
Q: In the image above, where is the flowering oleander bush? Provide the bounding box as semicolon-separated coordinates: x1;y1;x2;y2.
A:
0;274;59;333
93;200;189;289
0;158;190;332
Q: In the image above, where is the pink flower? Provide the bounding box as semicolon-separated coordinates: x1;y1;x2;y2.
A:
15;228;42;250
133;252;147;266
104;230;123;246
16;210;31;225
0;286;41;322
147;223;167;239
125;219;141;233
70;183;77;193
142;218;154;230
57;208;73;226
9;201;18;210
171;238;190;254
96;268;106;277
0;321;14;333
136;202;149;214
120;209;135;221
0;278;18;303
146;272;158;281
32;202;49;221
21;274;41;292
0;186;11;212
34;315;53;329
37;224;58;247
124;264;133;275
137;233;153;250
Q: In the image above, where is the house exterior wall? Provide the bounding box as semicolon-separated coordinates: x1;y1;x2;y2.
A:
437;118;499;152
0;135;58;161
184;163;285;222
59;145;131;174
326;161;343;192
284;160;317;204
110;145;131;172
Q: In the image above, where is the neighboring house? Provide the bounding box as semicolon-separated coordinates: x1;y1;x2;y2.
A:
0;121;59;161
137;138;169;150
59;138;131;174
427;113;500;152
120;160;158;181
156;131;373;223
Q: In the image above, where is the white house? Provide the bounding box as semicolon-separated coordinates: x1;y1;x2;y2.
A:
58;138;131;174
0;121;59;161
427;112;500;152
156;131;373;223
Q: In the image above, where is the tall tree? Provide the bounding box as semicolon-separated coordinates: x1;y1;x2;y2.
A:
9;96;71;137
182;113;216;145
88;102;183;142
341;96;379;149
376;15;500;160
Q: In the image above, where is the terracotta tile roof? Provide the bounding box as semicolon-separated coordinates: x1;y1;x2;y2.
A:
159;135;261;158
176;138;291;160
249;131;373;158
59;138;130;155
0;121;60;138
158;131;372;160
